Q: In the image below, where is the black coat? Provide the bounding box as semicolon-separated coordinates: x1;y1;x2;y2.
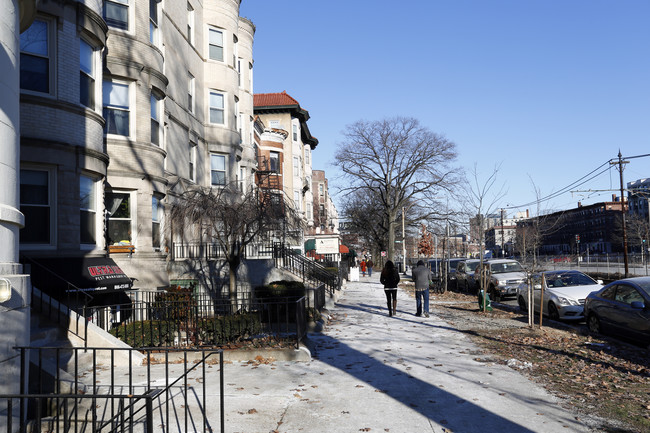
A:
380;268;400;288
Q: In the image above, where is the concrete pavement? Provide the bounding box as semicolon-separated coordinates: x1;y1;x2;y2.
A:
221;273;594;433
85;273;596;432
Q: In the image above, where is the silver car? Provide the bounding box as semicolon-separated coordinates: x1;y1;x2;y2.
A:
517;270;603;321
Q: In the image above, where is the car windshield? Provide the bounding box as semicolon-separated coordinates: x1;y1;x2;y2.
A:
466;261;480;271
490;261;523;274
544;272;597;288
449;261;461;270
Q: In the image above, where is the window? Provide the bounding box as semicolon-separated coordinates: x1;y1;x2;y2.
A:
238;114;243;143
80;40;96;109
188;73;195;113
232;35;238;68
103;80;130;136
20;169;53;245
104;0;129;30
294;190;301;211
234;97;239;131
237;58;242;87
106;191;132;245
80;175;97;245
209;91;224;124
187;3;194;45
319;184;324;196
150;92;161;146
210;154;226;186
152;196;161;250
293;124;298;141
249;62;253;90
269;152;279;172
208;28;224;61
189;142;196;182
238;166;245;192
305;148;310;166
149;0;160;46
293;157;300;177
20;19;51;93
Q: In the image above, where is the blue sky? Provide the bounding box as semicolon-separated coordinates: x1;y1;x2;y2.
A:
240;0;650;217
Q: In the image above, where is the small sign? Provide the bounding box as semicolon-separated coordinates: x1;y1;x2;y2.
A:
381;251;386;257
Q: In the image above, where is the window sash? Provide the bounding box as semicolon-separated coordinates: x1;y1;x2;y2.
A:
20;169;52;244
20;19;50;93
209;29;224;61
209;92;224;124
80;176;96;245
106;192;132;244
103;81;130;136
210;154;226;186
80;40;95;109
104;0;129;30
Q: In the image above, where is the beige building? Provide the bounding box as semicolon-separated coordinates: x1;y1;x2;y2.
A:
18;0;256;296
254;91;318;250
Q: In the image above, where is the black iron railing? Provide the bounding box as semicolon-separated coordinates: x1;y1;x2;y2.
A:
89;293;308;350
0;391;159;433
273;244;340;294
7;346;223;433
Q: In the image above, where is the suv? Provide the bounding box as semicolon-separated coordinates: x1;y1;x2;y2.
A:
475;259;526;302
456;259;481;294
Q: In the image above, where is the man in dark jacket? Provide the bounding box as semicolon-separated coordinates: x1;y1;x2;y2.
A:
411;260;431;317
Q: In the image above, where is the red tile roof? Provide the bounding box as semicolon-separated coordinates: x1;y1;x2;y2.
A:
254;91;300;108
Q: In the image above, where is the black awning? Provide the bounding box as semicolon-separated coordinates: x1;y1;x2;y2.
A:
30;257;133;293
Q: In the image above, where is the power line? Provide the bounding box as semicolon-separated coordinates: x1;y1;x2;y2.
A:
505;152;650;211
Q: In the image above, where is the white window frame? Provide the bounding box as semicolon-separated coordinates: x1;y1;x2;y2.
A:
304;147;310;166
269;151;279;173
20;17;54;95
20;166;56;249
80;174;99;248
209;90;225;125
149;0;161;47
294;190;301;212
106;190;134;246
103;79;133;138
187;2;195;45
104;0;131;32
189;141;196;182
208;27;224;62
150;91;162;147
188;73;195;114
210;154;227;186
293;156;300;178
293;124;298;142
80;38;98;110
152;195;162;250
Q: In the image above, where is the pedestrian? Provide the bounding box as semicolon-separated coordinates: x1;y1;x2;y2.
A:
367;258;374;277
411;260;431;317
360;259;367;277
380;260;400;317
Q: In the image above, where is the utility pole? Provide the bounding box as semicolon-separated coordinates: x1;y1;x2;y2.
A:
611;151;630;277
500;209;505;257
402;206;407;275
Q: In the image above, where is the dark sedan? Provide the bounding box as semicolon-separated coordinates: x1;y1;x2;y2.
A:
584;277;650;347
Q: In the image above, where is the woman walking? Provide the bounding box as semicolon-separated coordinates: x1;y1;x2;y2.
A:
380;260;400;316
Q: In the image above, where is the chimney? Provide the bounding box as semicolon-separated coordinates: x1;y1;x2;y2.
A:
578;202;582;208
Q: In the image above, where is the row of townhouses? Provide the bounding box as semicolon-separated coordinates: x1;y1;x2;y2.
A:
1;0;341;399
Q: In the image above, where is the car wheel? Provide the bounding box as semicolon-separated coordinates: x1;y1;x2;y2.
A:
587;314;601;334
489;286;500;303
548;302;560;321
517;296;527;313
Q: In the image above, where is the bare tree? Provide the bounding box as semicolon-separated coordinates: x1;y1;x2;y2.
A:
334;117;459;261
169;184;302;305
461;163;506;311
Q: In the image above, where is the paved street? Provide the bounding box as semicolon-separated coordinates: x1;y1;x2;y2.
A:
220;274;594;433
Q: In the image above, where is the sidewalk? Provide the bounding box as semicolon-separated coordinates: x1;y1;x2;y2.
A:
222;273;594;433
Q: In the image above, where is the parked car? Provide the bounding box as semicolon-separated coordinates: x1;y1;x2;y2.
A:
584;277;650;347
446;258;465;291
516;270;603;321
455;259;481;293
475;259;526;302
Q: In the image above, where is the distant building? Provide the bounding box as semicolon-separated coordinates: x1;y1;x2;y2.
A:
517;197;626;255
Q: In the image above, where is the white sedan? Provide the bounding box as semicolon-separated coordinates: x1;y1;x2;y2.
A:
517;270;603;321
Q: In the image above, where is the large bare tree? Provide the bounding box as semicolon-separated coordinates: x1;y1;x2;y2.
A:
334;117;458;261
169;184;301;305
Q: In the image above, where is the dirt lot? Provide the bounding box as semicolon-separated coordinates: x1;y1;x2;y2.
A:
401;283;650;433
